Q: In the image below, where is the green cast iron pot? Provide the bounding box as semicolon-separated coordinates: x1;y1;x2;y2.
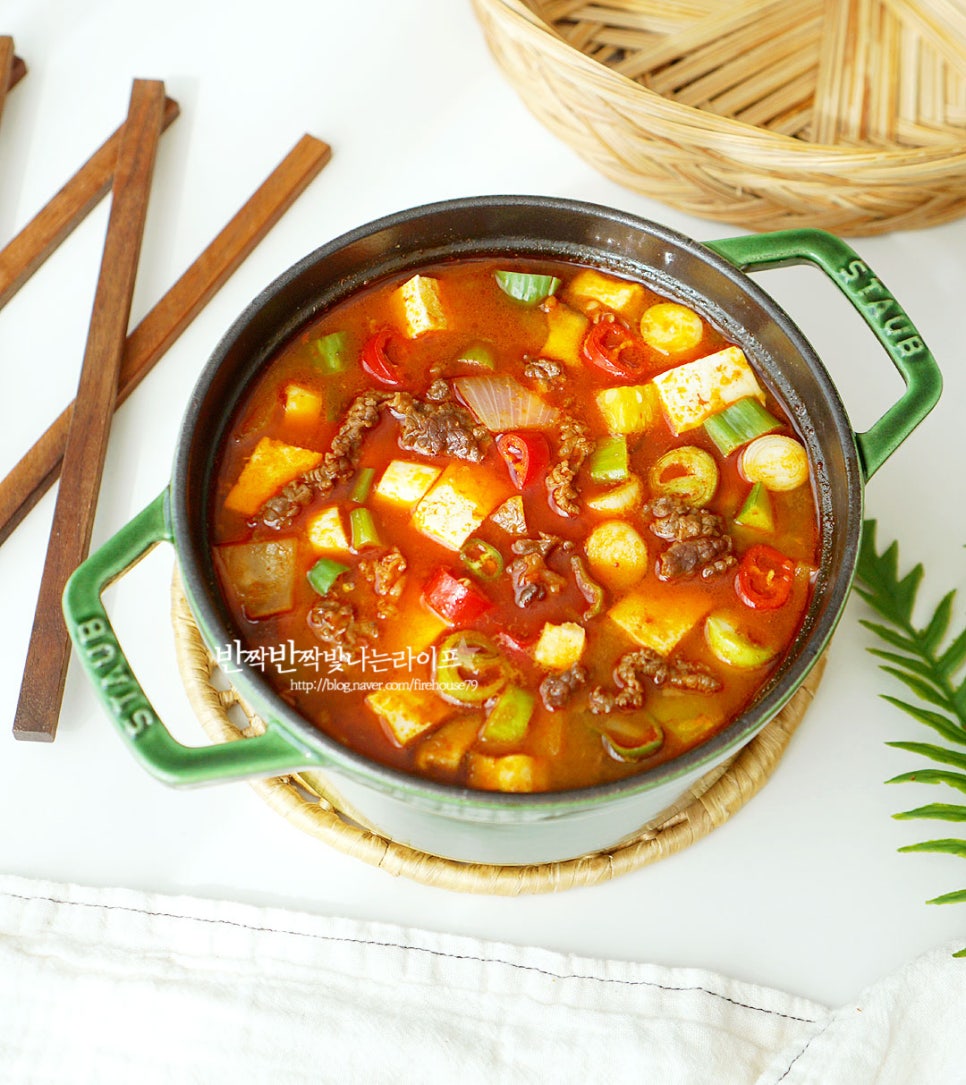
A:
63;196;941;866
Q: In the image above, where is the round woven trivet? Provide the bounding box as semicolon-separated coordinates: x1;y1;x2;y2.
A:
171;572;826;894
471;0;966;235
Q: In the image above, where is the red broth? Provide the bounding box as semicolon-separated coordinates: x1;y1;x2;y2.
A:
210;258;818;793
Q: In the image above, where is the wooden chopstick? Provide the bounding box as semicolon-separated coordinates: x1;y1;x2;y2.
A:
0;37;18;126
0;133;331;547
13;79;166;742
1;36;27;101
0;97;179;311
8;53;27;91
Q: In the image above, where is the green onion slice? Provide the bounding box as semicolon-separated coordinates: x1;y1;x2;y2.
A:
648;445;718;507
734;481;774;533
494;271;561;307
481;686;535;745
704;614;776;669
435;631;508;705
459;537;504;580
349;507;382;550
703;397;781;457
350;467;375;504
307;557;350;596
601;718;665;761
588;434;629;483
312;331;349;374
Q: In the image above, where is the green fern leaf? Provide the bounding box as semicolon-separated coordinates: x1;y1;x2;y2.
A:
921;591;956;654
898;839;966;858
926;888;966;906
869;647;948;686
880;697;966;745
938;628;966;675
879;667;954;711
886;769;966;794
954;680;966;719
893;803;966;822
856;520;966;955
857;619;920;655
886;741;966;771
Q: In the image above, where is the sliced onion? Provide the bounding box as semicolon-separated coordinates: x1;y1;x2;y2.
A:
453;375;558;431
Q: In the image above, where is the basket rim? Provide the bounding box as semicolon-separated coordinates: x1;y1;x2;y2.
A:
475;0;966;167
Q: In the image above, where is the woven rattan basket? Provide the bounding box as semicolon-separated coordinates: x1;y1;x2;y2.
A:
471;0;966;235
171;572;827;893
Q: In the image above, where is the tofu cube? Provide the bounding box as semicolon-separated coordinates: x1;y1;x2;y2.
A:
395;274;448;338
539;301;589;366
412;463;510;551
652;346;764;435
594;383;660;434
305;506;350;553
608;587;709;656
533;622;586;671
365;687;449;747
466;753;549;793
224;437;323;517
567;268;647;318
374;459;442;507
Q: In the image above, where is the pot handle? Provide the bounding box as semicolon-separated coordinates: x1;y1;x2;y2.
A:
62;490;319;786
704;228;941;480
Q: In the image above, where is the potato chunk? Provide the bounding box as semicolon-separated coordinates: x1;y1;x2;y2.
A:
585;520;649;592
567;268;646;318
224;438;323;517
594;383;660;435
652;347;764;435
282;382;324;430
533;622;586;671
608;587;709;655
539;301;589;365
467;753;549;793
639;302;704;355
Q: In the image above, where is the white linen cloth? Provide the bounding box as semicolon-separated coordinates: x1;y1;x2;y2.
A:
0;874;962;1084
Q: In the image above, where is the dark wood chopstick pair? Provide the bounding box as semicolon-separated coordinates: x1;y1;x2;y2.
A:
4;73;331;742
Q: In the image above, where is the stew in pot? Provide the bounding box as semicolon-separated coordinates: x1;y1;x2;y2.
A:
210;258;818;792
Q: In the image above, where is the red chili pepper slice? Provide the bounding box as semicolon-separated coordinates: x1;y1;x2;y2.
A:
361;329;405;386
735;544;795;610
495;431;550;490
582;318;650;379
423;566;494;624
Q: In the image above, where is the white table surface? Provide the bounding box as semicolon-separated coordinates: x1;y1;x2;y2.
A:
2;0;965;1010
